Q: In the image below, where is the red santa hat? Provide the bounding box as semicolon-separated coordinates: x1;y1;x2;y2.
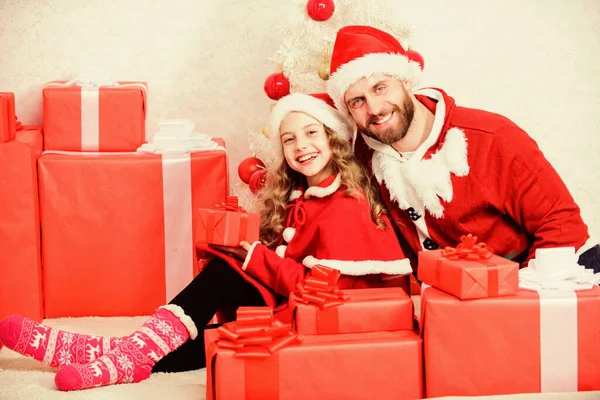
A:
327;25;424;116
267;92;351;166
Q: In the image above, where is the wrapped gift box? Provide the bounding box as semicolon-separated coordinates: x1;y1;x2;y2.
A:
196;197;260;247
0;92;17;143
42;81;146;151
421;286;600;397
418;234;518;299
0;127;44;321
289;265;414;335
39;142;228;317
205;307;423;400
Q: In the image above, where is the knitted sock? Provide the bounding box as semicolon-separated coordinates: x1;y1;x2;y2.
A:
54;305;197;391
0;315;120;368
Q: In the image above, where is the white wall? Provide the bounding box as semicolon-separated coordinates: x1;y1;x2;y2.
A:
1;0;598;244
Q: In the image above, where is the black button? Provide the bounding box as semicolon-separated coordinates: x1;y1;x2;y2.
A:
423;238;439;250
407;207;421;221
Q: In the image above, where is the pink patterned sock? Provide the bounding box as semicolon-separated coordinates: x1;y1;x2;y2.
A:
0;315;120;368
54;305;197;391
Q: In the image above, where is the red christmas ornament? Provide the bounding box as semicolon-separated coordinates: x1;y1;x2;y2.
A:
248;168;268;194
306;0;335;22
263;72;290;101
238;156;266;184
406;48;425;70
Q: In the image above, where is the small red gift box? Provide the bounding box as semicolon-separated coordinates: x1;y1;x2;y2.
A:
289;265;414;335
0;127;44;321
205;307;423;400
0;92;17;143
418;234;519;299
196;197;260;247
42;81;146;151
421;286;600;397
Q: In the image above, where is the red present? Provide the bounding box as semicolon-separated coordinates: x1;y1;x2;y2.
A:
38;142;228;317
196;197;260;247
42;81;146;151
421;286;600;397
0;128;44;321
0;92;17;143
418;234;518;299
205;307;423;400
289;265;413;335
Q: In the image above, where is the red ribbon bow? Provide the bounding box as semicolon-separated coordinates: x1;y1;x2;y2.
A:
441;234;494;260
215;196;246;212
294;265;349;309
216;307;301;358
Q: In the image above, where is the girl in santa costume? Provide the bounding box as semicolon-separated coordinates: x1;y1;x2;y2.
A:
0;92;411;391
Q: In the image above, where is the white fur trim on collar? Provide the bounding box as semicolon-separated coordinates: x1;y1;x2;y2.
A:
304;174;341;199
267;93;351;165
289;190;303;201
302;256;412;276
327;52;422;120
370;127;469;218
159;304;198;340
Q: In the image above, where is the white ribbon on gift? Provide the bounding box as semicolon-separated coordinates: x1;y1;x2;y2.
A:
46;68;147;151
519;247;600;392
137;119;224;154
40;149;195;302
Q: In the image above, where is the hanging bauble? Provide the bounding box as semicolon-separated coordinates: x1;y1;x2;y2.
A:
238;156;266;184
261;125;270;138
248;168;268;194
318;59;330;81
306;0;335;22
406;48;425;70
264;72;290;100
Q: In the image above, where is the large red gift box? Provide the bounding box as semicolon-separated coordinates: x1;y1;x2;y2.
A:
205;307;423;400
42;81;146;151
39;143;228;317
0;92;17;143
421;286;600;397
196;197;260;247
418;234;518;299
289;265;414;335
0;127;44;321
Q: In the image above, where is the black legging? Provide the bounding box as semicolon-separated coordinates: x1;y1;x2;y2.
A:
152;258;266;373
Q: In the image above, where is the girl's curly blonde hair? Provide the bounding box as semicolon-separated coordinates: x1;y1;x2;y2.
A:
258;123;387;247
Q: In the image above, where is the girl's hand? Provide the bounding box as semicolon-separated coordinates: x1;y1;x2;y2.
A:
210;241;251;261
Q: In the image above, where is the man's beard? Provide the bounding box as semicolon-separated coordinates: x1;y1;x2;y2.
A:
358;97;415;145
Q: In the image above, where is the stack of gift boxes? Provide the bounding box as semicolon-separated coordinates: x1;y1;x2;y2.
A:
0;78;229;321
204;265;424;400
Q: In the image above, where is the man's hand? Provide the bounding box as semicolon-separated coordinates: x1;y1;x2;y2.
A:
210;241;251;261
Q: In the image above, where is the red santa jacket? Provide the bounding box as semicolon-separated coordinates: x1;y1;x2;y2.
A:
243;174;412;299
197;174;412;322
355;88;589;273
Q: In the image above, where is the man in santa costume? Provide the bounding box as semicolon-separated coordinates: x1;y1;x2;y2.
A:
326;25;599;276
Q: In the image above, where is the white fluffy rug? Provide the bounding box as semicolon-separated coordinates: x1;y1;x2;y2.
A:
1;311;599;400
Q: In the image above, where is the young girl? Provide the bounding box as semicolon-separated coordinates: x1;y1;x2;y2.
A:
0;93;412;391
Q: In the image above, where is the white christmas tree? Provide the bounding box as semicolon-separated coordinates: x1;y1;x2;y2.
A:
237;0;414;211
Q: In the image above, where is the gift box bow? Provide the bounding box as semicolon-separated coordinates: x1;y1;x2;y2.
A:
215;196;246;212
216;307;301;358
441;234;494;260
294;265;349;309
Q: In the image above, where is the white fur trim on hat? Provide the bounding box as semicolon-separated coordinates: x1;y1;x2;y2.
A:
327;52;422;117
267;93;351;165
